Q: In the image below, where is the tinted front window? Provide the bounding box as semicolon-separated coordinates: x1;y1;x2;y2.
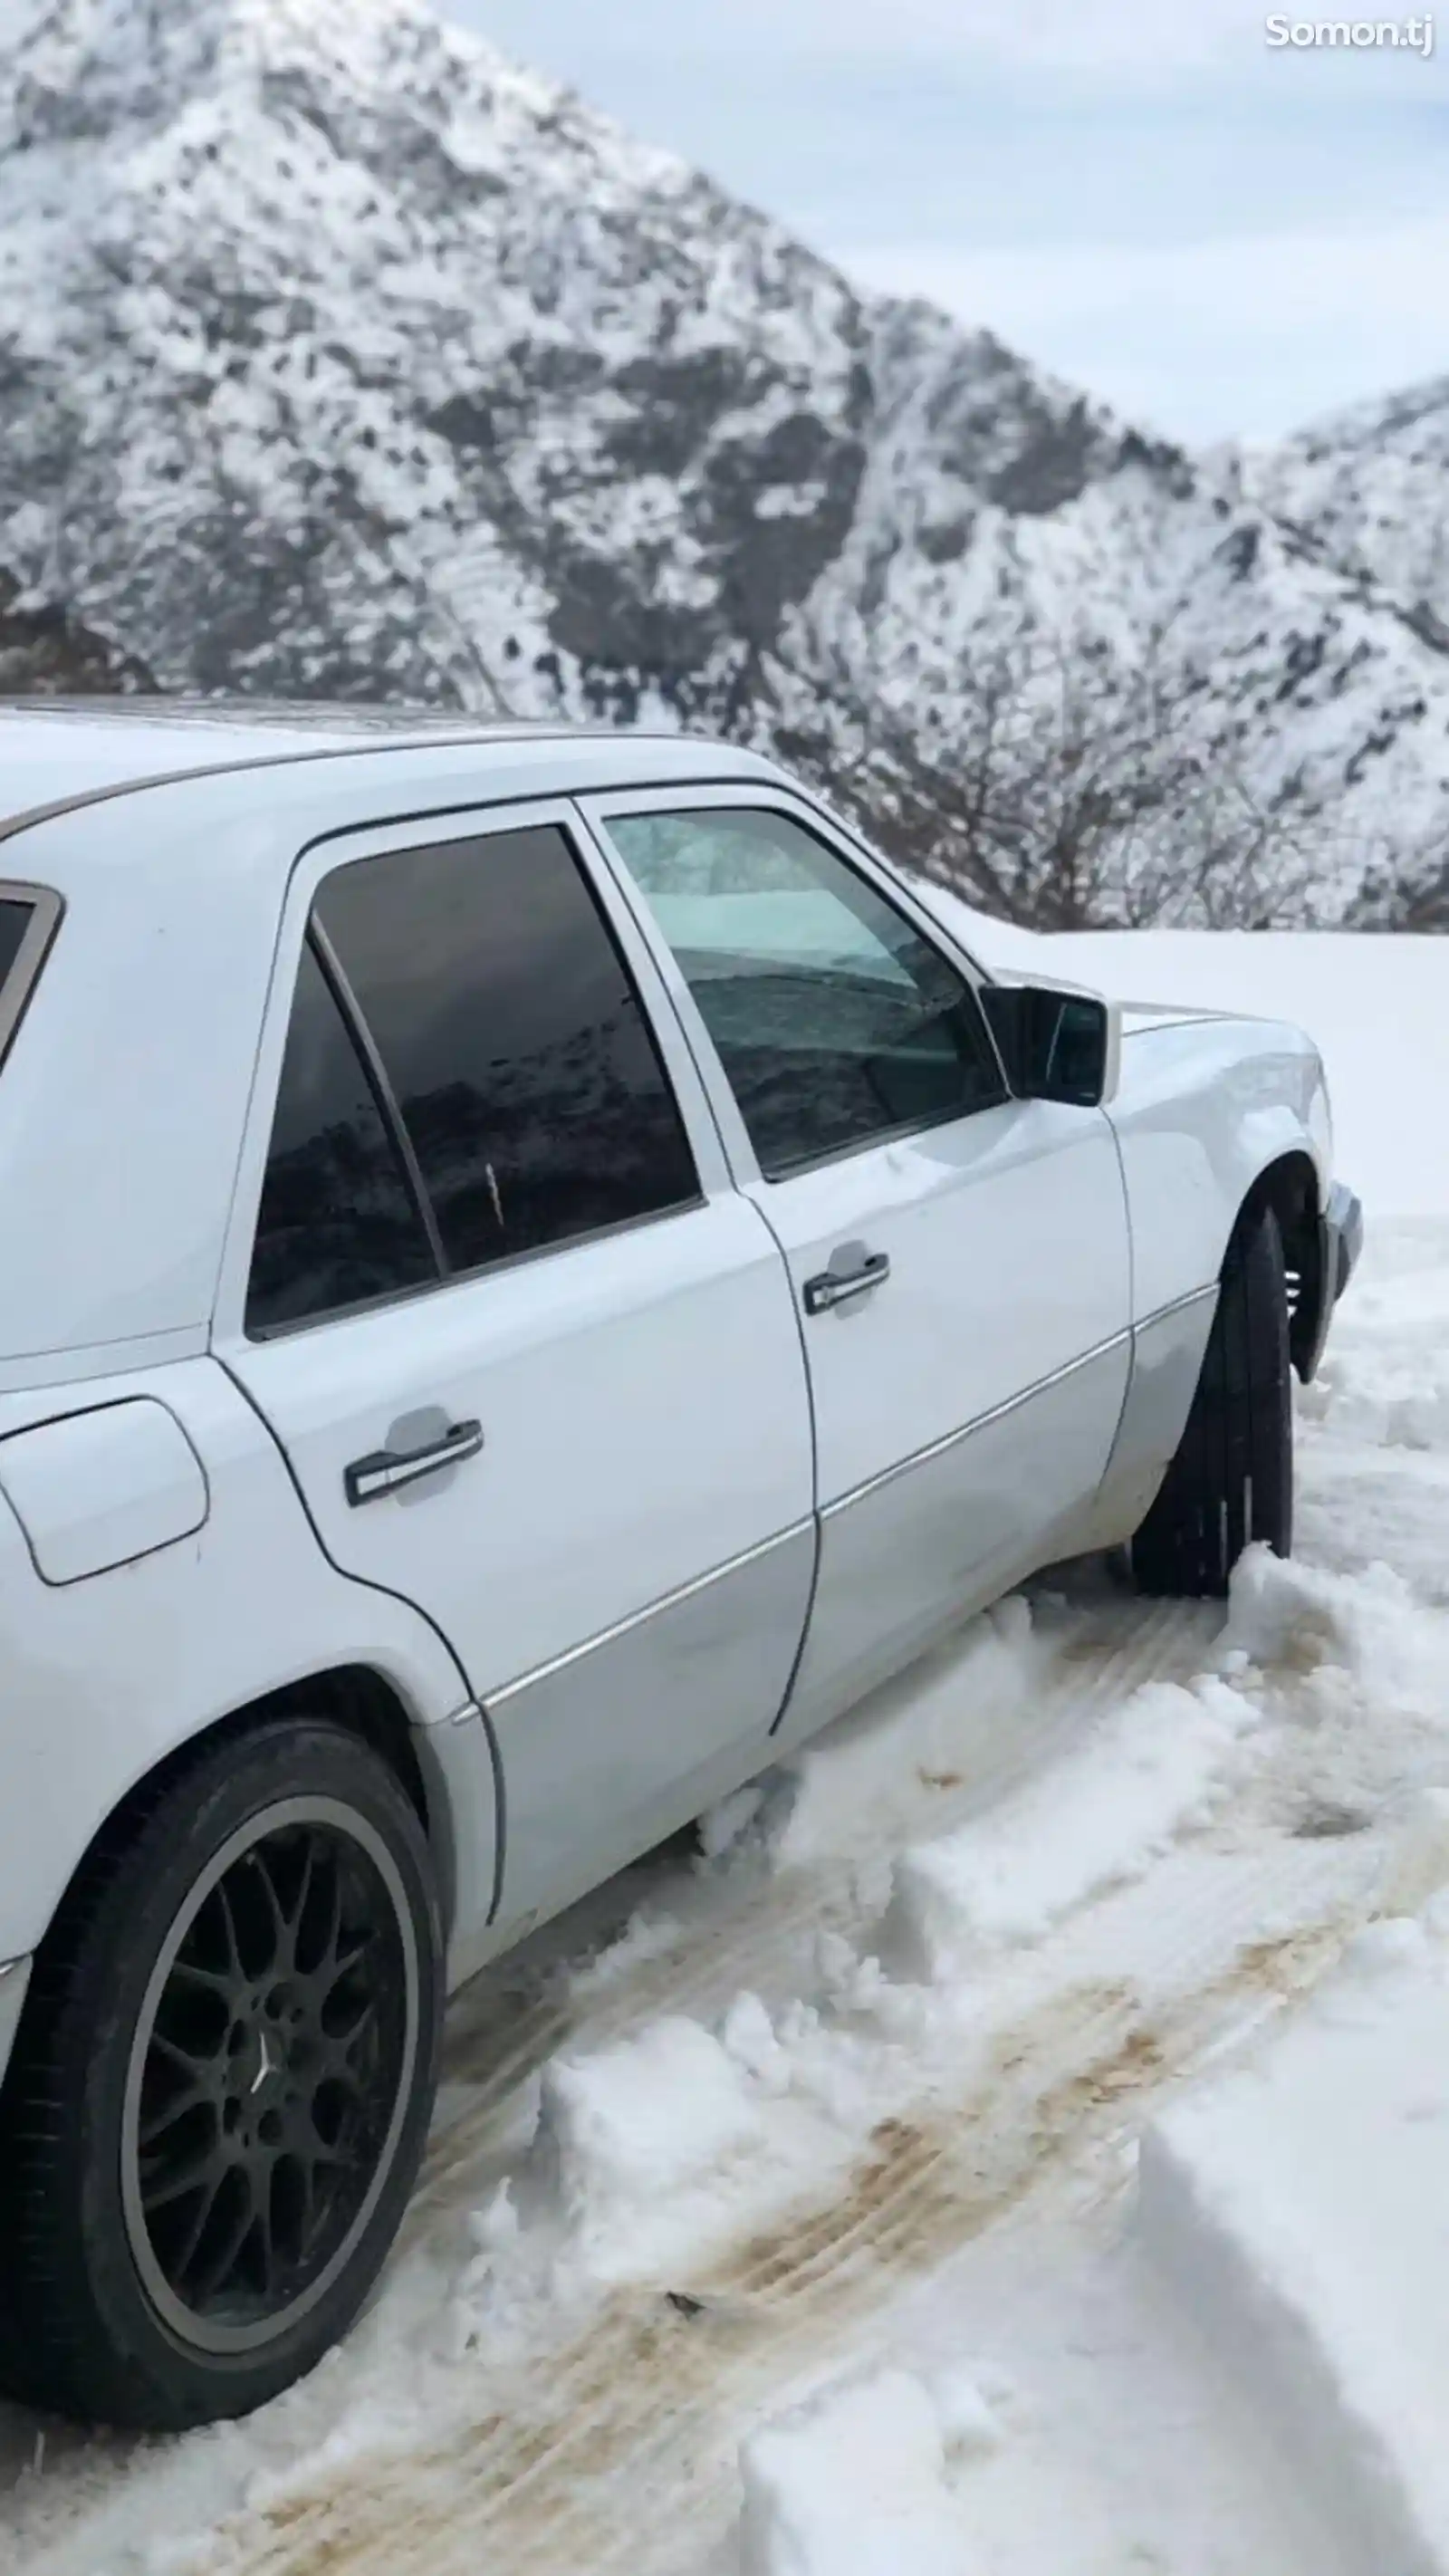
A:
607;809;1005;1177
0;899;33;989
246;941;439;1333
315;825;698;1273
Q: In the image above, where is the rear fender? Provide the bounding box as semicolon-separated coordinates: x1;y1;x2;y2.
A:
0;1357;498;1970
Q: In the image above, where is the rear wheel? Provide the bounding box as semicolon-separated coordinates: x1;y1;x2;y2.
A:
1130;1205;1292;1599
0;1720;442;2430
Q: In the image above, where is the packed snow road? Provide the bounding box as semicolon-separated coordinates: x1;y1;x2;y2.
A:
5;1203;1449;2576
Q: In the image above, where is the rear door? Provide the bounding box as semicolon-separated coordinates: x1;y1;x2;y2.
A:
216;804;815;1932
584;791;1133;1737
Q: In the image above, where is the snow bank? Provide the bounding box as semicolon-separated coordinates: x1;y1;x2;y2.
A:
536;2017;763;2248
566;1907;685;1996
1223;1543;1446;1726
1019;928;1449;1222
522;1995;890;2289
764;1594;1049;1871
1139;1909;1449;2576
514;1638;1267;2296
1379;1792;1449;1918
915;880;1041;971
884;1674;1259;1984
921;906;1449;1222
738;2367;994;2576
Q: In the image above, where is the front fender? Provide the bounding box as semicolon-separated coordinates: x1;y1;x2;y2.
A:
1107;1014;1331;1322
1293;1179;1365;1384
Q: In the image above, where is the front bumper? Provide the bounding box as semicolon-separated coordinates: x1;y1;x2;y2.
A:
1328;1179;1365;1302
0;1956;31;2091
1295;1180;1364;1383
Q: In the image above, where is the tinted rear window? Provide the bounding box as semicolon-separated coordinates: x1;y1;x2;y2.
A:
0;899;34;988
246;940;440;1334
314;825;700;1275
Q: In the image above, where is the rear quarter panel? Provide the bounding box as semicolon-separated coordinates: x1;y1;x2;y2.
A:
0;1360;494;1969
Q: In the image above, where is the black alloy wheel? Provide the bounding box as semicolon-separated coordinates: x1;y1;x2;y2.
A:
0;1721;442;2429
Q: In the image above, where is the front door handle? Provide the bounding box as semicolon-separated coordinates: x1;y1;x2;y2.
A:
344;1417;484;1507
802;1248;891;1315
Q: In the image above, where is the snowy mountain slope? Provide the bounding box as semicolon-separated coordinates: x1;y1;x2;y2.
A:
1;0;1448;920
0;570;152;694
1243;376;1449;651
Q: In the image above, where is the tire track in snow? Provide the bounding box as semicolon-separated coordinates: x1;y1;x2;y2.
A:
216;1832;1389;2576
3;1593;1368;2576
0;1594;1212;2576
410;1599;1212;2232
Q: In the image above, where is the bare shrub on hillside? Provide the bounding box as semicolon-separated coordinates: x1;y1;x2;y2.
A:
782;620;1340;932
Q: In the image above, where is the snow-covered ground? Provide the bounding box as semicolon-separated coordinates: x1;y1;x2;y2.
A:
6;929;1449;2576
932;898;1449;1221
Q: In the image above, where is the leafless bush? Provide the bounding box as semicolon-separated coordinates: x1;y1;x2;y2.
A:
781;619;1342;932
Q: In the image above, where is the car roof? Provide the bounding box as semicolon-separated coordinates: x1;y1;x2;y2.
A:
0;697;736;831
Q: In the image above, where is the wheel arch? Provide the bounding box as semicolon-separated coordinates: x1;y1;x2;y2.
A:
13;1663;479;2008
0;1672;453;2430
1229;1146;1324;1379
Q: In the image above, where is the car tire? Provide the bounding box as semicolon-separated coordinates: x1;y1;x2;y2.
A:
1129;1204;1293;1600
0;1718;443;2431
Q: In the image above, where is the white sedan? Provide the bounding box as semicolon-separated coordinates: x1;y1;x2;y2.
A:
0;702;1359;2429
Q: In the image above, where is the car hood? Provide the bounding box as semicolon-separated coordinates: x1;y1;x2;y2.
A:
1118;998;1247;1035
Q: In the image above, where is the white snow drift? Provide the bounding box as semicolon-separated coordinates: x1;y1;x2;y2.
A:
1140;1906;1449;2576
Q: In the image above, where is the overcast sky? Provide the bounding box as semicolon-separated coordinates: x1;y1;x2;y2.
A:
442;0;1447;445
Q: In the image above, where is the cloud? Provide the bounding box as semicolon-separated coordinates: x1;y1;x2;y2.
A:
850;213;1449;439
458;0;1441;85
723;0;1262;72
445;2;1449;437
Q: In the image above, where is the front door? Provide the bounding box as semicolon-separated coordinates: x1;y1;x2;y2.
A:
216;806;815;1932
586;793;1132;1736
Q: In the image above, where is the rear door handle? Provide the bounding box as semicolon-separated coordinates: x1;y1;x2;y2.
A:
344;1418;484;1506
802;1248;891;1315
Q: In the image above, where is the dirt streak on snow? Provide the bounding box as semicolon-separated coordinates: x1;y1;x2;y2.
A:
167;1912;1365;2576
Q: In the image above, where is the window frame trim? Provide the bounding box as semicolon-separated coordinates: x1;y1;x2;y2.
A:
241;925;446;1341
577;784;1012;1191
242;1194;715;1344
308;916;451;1281
212;794;729;1351
0;879;64;1075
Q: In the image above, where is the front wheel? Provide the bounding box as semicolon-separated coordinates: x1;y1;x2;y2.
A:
0;1720;443;2430
1130;1205;1293;1599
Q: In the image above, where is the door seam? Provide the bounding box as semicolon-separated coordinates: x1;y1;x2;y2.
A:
743;1184;827;1738
215;1354;509;1924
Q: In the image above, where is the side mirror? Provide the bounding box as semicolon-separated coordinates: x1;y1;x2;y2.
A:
980;981;1119;1108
